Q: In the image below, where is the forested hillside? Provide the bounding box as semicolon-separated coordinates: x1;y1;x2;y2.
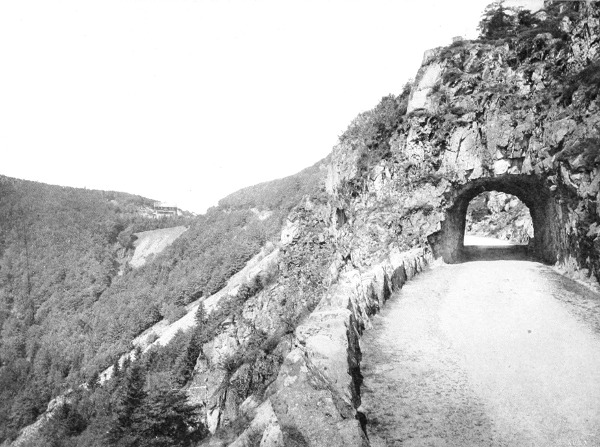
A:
0;162;324;445
218;162;325;211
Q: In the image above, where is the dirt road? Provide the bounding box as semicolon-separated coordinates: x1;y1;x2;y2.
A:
360;240;600;446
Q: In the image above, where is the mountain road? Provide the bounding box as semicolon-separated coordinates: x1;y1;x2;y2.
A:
361;237;600;446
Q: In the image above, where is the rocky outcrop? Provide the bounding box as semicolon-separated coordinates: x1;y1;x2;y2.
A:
129;225;188;268
202;4;600;445
329;1;600;275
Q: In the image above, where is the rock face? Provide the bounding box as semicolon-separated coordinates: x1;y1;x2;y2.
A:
194;3;600;446
466;191;533;243
330;2;600;272
129;225;188;268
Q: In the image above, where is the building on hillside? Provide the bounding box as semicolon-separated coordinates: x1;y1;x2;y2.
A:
153;202;182;218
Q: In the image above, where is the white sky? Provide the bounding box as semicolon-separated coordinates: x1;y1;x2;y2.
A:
0;0;543;213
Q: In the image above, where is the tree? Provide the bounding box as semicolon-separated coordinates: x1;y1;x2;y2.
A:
194;302;206;327
131;386;206;447
7;380;51;441
86;370;100;391
105;362;146;446
516;8;538;29
39;403;87;447
111;360;122;383
171;332;202;387
478;1;515;39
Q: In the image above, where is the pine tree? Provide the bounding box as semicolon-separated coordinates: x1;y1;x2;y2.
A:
87;370;100;391
172;332;202;387
194;302;209;345
194;302;206;327
105;362;146;446
131;386;206;447
478;1;515;39
40;403;87;447
111;359;121;382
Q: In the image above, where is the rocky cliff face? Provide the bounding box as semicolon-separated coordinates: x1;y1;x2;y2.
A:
39;3;592;446
194;3;600;446
329;1;600;275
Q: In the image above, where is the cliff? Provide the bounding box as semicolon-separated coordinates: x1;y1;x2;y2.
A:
192;2;600;445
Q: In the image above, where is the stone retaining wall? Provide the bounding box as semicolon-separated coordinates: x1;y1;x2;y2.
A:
227;248;432;446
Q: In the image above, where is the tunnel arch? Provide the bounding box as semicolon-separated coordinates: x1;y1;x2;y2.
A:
429;174;561;264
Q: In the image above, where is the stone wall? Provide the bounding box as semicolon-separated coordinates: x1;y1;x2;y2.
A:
222;248;432;446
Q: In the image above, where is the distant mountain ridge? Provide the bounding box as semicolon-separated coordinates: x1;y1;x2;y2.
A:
218;160;326;211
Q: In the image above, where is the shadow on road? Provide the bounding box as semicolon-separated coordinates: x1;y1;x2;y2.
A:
460;244;533;262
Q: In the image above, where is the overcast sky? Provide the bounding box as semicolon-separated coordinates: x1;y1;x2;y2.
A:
0;0;543;213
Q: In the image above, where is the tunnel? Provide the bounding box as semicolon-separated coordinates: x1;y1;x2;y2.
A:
429;174;562;264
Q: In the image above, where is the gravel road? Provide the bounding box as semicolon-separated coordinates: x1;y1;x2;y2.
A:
360;239;600;446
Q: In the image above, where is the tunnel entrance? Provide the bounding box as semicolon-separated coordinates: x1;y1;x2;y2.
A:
462;191;533;261
429;175;559;264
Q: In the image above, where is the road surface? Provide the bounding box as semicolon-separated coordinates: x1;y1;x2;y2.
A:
360;238;600;446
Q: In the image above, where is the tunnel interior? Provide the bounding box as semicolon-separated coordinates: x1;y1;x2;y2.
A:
429;175;561;264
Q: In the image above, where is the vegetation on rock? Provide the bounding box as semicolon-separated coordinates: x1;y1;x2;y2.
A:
340;83;412;185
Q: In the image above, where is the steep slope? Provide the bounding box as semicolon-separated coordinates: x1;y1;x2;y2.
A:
218;162;324;212
0;176;169;442
0;161;326;446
